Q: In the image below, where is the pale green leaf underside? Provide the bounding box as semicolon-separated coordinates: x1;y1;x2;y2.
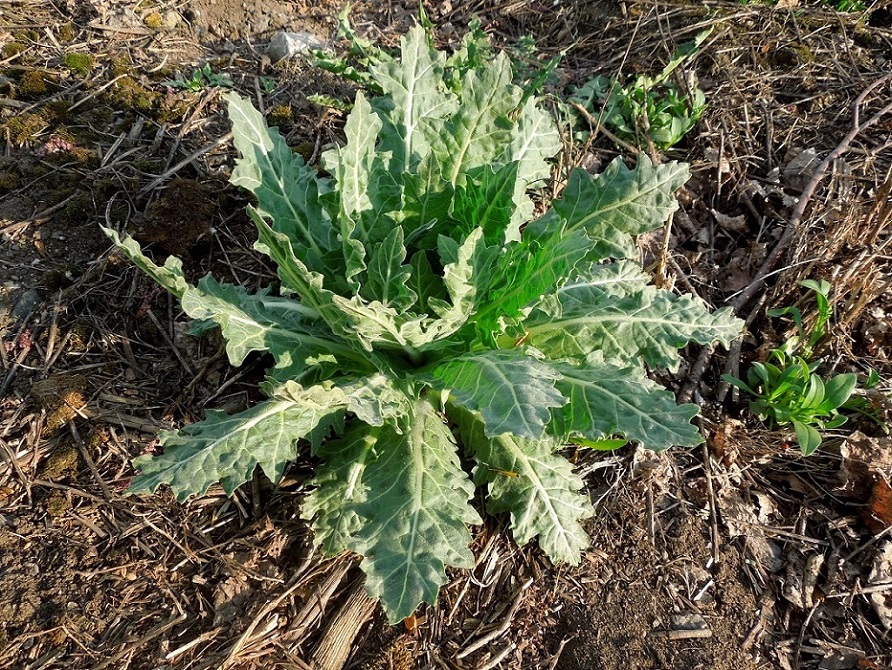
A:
307;396;480;622
183;276;345;368
322;91;380;288
102;230;360;380
226;92;336;270
102;228;189;298
131;383;349;501
428;349;566;440
526;283;742;371
453;407;592;564
535;260;652;318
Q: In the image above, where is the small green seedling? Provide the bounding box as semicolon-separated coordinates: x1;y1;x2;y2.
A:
163;63;233;91
766;278;831;361
724;279;878;455
259;76;278;95
725;353;857;455
571;30;710;151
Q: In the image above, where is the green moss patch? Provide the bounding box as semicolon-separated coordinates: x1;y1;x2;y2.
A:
63;53;94;77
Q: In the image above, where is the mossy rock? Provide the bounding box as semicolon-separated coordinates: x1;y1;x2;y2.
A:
1;113;48;145
18;70;50;98
144;11;164;29
154;93;190;123
42;99;73;124
14;29;40;42
56;23;76;42
63;52;94;77
104;75;159;113
0;171;20;193
267;104;294;128
2;42;26;59
46;490;72;517
30;374;88;435
38;443;80;480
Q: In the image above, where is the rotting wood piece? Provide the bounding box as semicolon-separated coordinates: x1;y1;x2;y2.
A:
309;577;377;670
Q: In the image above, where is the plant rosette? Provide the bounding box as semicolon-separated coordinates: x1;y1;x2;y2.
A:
104;24;742;622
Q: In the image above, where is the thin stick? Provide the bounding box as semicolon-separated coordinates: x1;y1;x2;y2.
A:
475;643;516;670
570;101;641;155
457;578;533;659
701;442;721;564
140;132;233;194
732;73;892;313
681;73;892;399
650;628;712;640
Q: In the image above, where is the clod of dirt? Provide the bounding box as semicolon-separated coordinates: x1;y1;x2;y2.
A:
30;374;88;434
191;0;303;42
1;113;48;145
37;443;80;480
131;179;216;255
56;23;76;42
46;490;72;517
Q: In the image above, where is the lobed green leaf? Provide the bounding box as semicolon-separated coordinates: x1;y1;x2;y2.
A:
427;349;566;440
131;384;349;501
550;355;702;451
453;406;593;564
525;281;742;371
307;396;480;622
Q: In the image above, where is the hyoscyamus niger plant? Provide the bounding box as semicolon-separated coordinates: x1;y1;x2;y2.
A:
104;24;743;622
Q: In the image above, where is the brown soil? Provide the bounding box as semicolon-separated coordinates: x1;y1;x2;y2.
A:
2;1;892;669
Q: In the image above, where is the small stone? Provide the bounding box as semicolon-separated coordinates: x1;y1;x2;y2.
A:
267;31;326;62
12;288;42;320
670;613;710;631
162;10;182;29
